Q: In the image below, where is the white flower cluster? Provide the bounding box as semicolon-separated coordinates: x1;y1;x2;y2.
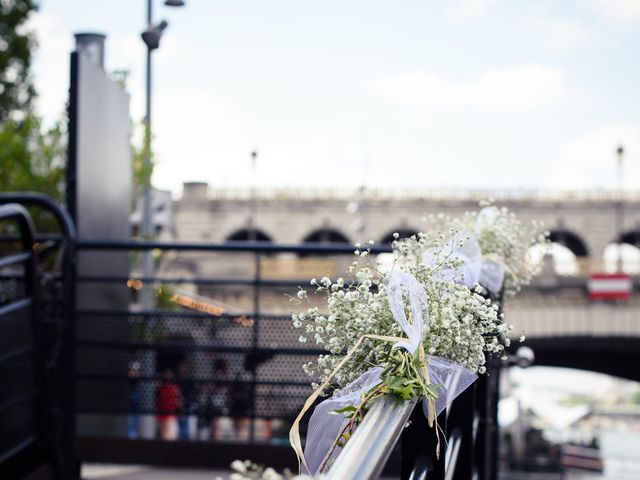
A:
222;459;315;480
294;231;511;389
427;201;548;297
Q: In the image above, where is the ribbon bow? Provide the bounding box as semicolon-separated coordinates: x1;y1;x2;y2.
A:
422;232;505;294
384;270;430;354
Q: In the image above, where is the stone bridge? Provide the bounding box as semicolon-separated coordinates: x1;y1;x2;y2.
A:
174;183;640;275
163;184;640;381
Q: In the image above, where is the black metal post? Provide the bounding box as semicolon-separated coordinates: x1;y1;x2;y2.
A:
401;403;446;479
249;251;262;442
448;382;476;480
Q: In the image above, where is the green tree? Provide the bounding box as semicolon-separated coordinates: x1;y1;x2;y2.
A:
0;113;66;199
0;0;38;121
0;1;67;231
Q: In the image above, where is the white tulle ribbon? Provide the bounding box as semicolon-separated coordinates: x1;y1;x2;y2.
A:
298;270;477;476
422;232;505;294
384;269;429;353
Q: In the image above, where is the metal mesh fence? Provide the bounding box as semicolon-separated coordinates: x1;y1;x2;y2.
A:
75;309;324;442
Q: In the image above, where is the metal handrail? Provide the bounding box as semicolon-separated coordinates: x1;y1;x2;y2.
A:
444;429;463;480
77;238;393;254
325;397;417;480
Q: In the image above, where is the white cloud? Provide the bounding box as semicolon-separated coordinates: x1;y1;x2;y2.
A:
519;17;590;51
446;0;498;20
546;21;590;50
151;88;251;191
584;0;640;24
28;11;73;125
371;64;570;112
541;123;640;189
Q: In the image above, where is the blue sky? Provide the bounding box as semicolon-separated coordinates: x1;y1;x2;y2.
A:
30;0;640;195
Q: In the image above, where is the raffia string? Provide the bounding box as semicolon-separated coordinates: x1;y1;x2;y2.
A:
288;332;408;473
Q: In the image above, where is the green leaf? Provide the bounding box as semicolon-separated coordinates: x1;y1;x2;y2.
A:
332;405;357;417
425;384;441;398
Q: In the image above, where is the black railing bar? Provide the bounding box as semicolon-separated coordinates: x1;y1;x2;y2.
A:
326;396;417;479
74;408;305;420
0;434;38;464
76;340;325;356
444;429;463;480
0;233;64;243
76;308;292;320
77;275;323;287
0;392;36;415
0;251;31;269
0;192;77;240
0;343;35;364
76;374;313;387
77;239;393;254
0;297;33;319
0;272;63;282
408;454;431;480
78;310;291;322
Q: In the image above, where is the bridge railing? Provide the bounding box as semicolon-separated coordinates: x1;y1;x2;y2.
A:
203;186;640;203
0;204;51;478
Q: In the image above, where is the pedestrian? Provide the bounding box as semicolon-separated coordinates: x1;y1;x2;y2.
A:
156;368;182;440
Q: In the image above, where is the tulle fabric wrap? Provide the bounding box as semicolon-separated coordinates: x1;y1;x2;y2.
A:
422;233;504;294
302;358;477;475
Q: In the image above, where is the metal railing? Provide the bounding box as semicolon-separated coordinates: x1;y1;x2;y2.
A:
326;397;418;479
0;192;509;479
201;186;640;204
0;203;47;478
0;192;79;480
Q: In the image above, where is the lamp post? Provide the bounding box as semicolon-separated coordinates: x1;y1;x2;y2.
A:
250;150;258;241
139;0;185;305
616;145;625;273
138;0;185;439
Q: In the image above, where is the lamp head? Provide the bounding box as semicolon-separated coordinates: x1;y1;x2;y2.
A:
141;20;168;50
165;0;185;5
514;346;534;368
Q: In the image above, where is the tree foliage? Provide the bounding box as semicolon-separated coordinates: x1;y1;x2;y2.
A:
0;0;68;231
0;113;66;199
0;0;37;122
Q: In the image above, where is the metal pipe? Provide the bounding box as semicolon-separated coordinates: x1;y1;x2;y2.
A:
326;397;417;480
139;0;157;440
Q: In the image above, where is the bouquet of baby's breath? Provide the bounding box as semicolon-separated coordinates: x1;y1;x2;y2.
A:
222;460;314;480
425;201;547;297
230;206;543;477
293;230;508;390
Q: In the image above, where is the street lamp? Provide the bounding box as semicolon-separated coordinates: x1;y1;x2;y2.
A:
250;150;258;241
616;145;625;272
140;0;185;309
138;0;185;440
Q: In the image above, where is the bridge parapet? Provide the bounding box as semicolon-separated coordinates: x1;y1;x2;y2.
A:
509;299;640;339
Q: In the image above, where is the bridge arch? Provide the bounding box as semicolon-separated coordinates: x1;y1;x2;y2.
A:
521;336;640;383
617;230;640;247
548;230;589;257
379;228;419;245
302;228;350;244
528;229;588;276
603;230;640;273
226;228;273;242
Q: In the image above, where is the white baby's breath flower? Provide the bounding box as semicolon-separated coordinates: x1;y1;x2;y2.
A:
230;460;246;473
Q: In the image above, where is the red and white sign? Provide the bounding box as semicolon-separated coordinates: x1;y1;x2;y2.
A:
588;273;632;301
